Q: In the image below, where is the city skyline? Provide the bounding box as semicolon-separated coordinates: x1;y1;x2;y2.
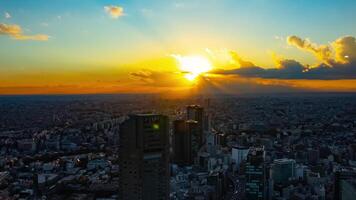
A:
1;0;356;95
0;93;356;199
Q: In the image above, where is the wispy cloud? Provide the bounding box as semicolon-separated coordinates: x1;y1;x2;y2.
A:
4;12;11;19
0;23;49;41
173;2;185;8
140;8;154;18
40;22;49;27
104;5;124;19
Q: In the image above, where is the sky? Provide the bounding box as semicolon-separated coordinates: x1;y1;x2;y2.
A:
1;0;356;95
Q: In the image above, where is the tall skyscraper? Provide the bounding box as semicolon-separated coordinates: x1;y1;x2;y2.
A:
173;119;199;166
119;114;169;200
187;105;204;146
244;147;266;200
232;145;249;169
173;120;191;165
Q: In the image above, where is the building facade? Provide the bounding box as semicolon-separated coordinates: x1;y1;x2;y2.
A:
244;147;266;200
119;114;169;200
271;158;296;185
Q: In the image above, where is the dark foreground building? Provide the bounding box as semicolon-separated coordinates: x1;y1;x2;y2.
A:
173;119;199;166
187;105;204;146
119;114;169;200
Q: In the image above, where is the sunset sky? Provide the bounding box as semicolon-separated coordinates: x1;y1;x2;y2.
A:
1;0;356;95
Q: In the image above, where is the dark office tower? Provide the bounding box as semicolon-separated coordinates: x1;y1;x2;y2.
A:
119;114;169;200
173;120;192;165
207;171;226;199
187;105;204;145
244;147;266;200
173;120;199;166
186;120;199;163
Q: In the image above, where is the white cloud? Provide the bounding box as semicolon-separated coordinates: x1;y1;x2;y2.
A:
104;5;124;19
5;12;11;19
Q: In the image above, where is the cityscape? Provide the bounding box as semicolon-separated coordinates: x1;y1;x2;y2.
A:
0;94;355;199
1;0;356;199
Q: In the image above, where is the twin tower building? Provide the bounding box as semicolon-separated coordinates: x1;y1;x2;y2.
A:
118;105;205;200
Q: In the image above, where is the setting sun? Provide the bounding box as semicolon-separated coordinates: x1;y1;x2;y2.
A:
172;55;213;81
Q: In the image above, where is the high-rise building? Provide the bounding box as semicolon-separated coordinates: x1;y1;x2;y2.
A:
119;114;169;200
187;105;204;145
244;147;266;200
173;119;199;166
232;145;249;169
270;158;296;185
173;120;187;165
207;171;226;200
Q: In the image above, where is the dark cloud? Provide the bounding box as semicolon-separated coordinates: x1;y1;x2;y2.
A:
130;70;155;83
211;58;309;79
130;69;185;87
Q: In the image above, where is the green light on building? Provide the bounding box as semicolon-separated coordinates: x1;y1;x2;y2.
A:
152;124;160;130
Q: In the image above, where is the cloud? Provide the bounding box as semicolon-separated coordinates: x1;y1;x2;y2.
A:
104;5;124;19
210;35;356;80
0;23;49;41
140;8;154;18
332;36;356;64
13;34;49;41
40;22;49;27
130;69;182;87
211;60;307;79
0;23;21;35
127;35;356;95
5;12;11;19
229;51;256;68
287;35;334;65
174;2;185;8
274;35;284;41
130;70;155;83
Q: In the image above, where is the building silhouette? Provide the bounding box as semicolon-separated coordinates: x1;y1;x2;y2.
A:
187;105;204;146
119;114;169;200
173;119;200;166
